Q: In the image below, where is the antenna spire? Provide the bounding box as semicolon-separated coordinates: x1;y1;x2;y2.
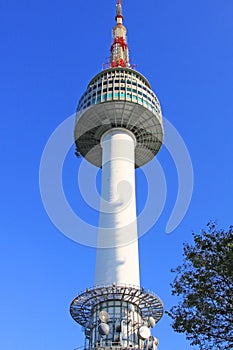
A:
111;0;130;68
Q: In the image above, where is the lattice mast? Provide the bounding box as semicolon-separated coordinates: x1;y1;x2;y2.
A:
71;1;164;350
111;0;129;68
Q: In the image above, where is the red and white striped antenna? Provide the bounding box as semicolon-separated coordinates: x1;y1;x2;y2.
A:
111;0;130;68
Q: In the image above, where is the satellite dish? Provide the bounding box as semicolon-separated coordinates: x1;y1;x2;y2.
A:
138;326;151;340
99;310;110;323
148;316;156;328
98;322;110;336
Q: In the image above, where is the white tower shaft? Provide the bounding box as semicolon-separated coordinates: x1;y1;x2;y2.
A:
95;128;140;287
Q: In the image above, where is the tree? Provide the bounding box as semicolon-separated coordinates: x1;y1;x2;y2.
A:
167;222;233;350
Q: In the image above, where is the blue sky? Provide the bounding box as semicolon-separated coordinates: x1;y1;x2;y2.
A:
1;0;233;349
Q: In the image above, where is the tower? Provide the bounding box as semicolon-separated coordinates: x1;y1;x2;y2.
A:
71;1;164;349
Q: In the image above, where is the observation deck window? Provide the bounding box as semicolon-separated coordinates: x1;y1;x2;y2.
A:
148;103;153;110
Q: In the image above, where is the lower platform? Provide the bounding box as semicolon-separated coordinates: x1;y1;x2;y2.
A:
70;284;163;350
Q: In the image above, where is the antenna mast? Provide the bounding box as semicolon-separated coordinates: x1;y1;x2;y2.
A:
111;0;130;68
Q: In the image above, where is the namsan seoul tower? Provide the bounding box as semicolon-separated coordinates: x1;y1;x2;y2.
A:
70;1;164;349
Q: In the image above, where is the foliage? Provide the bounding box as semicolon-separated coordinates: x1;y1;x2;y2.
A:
167;222;233;350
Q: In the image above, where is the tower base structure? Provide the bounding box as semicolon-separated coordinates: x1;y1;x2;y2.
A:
70;284;163;350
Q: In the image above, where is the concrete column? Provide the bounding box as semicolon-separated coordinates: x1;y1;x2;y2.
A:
95;128;140;287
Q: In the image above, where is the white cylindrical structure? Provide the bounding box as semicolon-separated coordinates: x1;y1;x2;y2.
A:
95;128;140;287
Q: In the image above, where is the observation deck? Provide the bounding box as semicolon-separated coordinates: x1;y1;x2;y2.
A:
74;67;163;168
